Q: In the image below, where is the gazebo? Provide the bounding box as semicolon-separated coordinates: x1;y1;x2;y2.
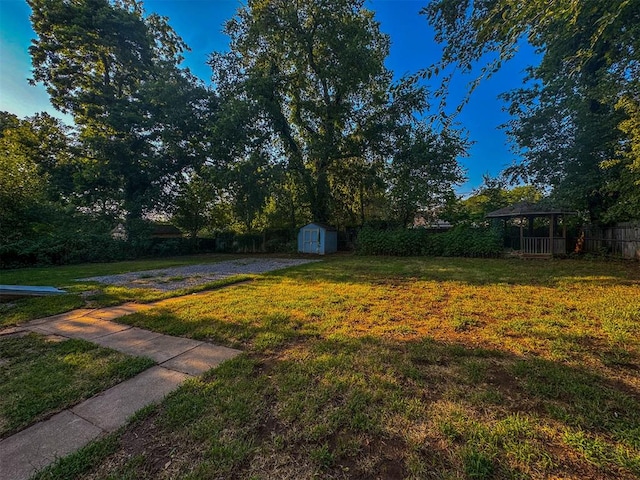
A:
486;202;577;257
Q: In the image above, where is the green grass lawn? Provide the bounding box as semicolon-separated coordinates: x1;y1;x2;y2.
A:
0;333;154;438
0;254;251;327
21;256;640;479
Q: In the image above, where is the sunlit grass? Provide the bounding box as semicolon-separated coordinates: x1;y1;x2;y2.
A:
27;256;640;479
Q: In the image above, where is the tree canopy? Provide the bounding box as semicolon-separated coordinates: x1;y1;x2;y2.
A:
423;0;640;223
215;0;465;224
10;0;470;264
29;0;217;222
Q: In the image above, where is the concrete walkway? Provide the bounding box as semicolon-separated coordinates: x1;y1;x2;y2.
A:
0;303;241;480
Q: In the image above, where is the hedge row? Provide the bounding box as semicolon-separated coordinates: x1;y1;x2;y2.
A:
0;232;127;267
1;230;297;268
355;225;503;257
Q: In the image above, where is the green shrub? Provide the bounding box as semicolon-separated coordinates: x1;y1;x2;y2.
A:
355;225;503;257
0;230;127;267
355;227;425;256
149;239;192;257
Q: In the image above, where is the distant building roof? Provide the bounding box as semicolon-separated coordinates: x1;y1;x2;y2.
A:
486;202;577;218
151;224;183;237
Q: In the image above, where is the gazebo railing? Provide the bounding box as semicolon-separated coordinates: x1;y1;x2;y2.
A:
522;237;566;255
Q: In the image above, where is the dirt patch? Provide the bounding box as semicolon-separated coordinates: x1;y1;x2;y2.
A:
85;411;206;480
117;414;174;475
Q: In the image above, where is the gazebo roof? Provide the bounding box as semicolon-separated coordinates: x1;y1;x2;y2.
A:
486;201;576;219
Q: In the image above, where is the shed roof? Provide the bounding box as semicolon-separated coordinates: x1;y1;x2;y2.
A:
486;201;577;218
302;222;337;231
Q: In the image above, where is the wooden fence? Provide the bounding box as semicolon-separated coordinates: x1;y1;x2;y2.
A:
583;222;640;259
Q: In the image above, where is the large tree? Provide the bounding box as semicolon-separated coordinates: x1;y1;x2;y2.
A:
218;0;439;223
0;112;77;242
423;0;640;223
0;112;76;204
28;0;217;222
0;114;47;242
386;125;467;226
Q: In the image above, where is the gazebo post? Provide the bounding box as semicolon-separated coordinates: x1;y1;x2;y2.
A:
549;214;555;256
520;217;524;253
562;216;567;253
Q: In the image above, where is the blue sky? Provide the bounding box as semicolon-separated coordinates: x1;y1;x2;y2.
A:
0;0;538;194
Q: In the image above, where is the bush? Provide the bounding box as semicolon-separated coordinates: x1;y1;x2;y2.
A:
0;230;127;268
149;238;194;257
440;225;503;257
0;221;298;268
355;225;503;257
356;227;427;256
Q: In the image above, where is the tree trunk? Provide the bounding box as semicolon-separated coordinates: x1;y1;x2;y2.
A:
311;169;331;223
359;182;365;226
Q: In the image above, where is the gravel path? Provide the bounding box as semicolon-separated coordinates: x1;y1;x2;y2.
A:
80;258;318;291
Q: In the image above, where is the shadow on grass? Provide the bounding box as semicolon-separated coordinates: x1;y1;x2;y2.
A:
3;256;638;330
19;256;640;478
0;294;84;328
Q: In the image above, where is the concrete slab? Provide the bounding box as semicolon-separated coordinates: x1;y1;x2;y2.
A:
90;326;163;357
23;309;94;326
87;303;151;321
26;317;132;341
0;410;102;480
0;326;27;337
108;333;202;363
71;366;189;432
161;343;242;376
22;326;55;337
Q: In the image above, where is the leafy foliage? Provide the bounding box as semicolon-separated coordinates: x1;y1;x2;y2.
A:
8;0;472;266
214;0;465;223
0;112;75;245
423;0;640;223
356;225;502;257
28;0;217;221
386;126;467;226
444;176;544;223
0;146;47;241
171;173;222;239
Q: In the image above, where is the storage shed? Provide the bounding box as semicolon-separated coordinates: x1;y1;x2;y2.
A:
298;223;338;255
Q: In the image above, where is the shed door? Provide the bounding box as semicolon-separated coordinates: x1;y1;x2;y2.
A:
303;228;320;254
